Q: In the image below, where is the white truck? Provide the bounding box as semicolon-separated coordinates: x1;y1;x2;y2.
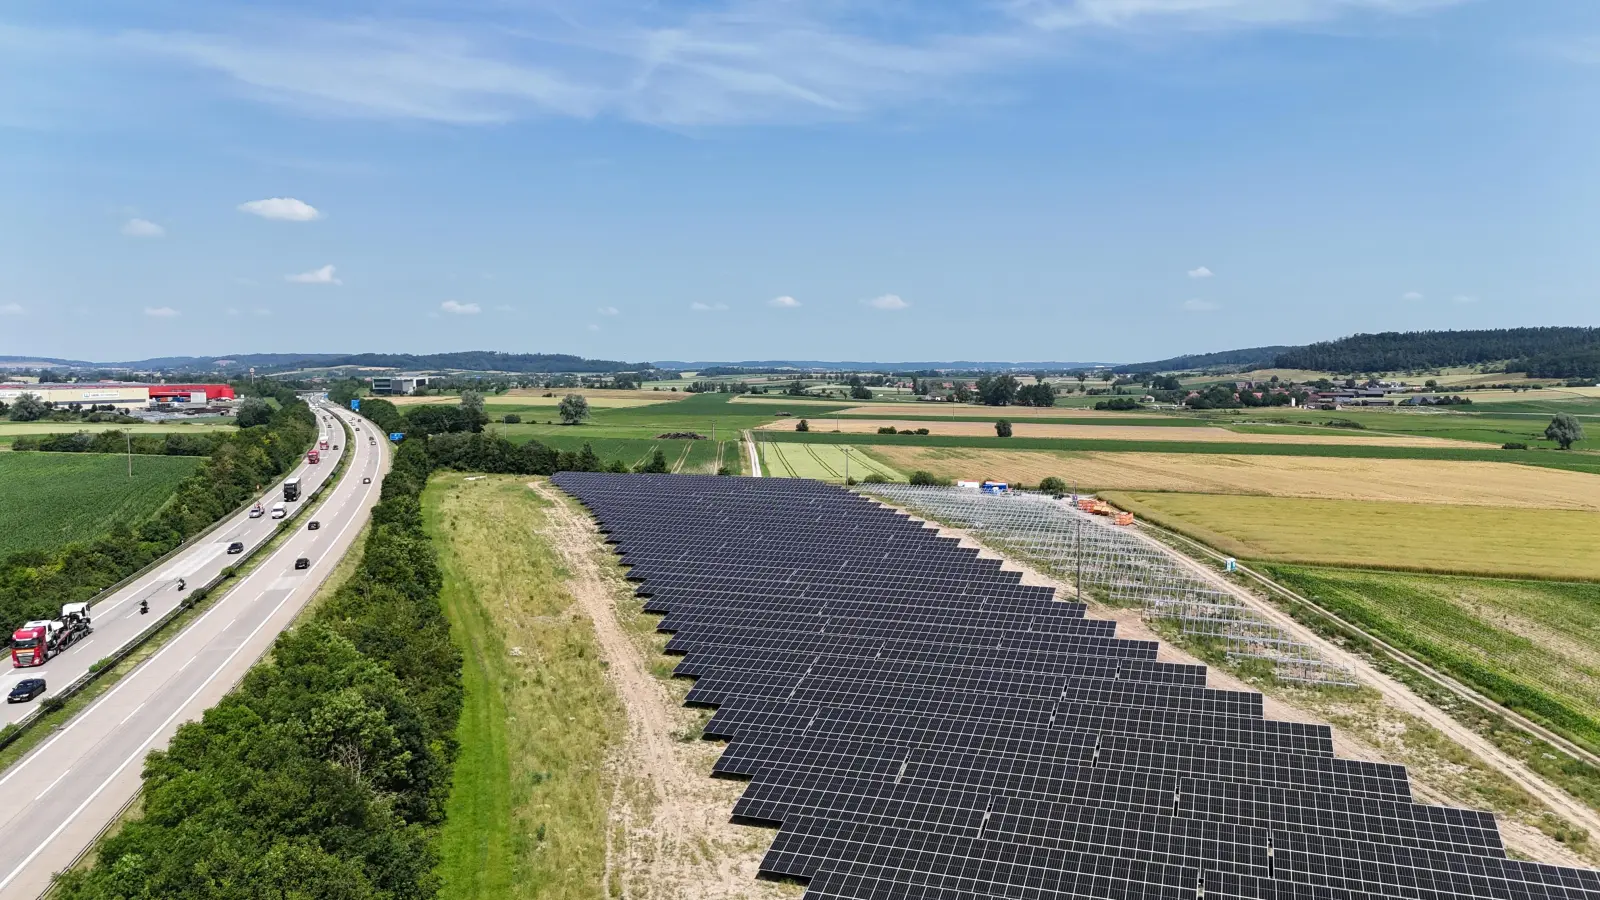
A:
270;502;287;520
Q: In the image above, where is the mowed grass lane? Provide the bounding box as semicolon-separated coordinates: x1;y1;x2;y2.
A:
1262;565;1600;758
425;474;624;900
0;453;204;557
1104;491;1600;581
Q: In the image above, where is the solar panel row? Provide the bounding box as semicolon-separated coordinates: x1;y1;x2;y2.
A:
550;472;1600;900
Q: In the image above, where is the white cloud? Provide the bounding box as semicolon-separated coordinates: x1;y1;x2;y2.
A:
226;307;241;316
597;305;619;316
35;1;1461;129
238;197;321;221
143;306;179;317
1182;298;1218;313
1452;294;1478;304
252;307;272;316
768;295;801;309
286;264;341;285
1187;266;1213;279
587;323;601;331
121;218;166;238
441;300;481;315
862;294;910;311
1401;291;1424;301
0;303;23;316
691;301;729;312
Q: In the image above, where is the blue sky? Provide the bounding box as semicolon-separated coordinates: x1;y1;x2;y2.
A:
2;0;1597;364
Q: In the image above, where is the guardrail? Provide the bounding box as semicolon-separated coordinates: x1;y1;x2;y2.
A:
0;412;357;757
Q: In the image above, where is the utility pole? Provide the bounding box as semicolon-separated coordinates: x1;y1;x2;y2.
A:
126;431;133;477
844;446;850;484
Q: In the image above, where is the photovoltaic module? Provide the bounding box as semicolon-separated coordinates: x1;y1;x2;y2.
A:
552;472;1600;900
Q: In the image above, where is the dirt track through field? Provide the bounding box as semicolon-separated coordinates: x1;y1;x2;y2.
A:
529;480;790;900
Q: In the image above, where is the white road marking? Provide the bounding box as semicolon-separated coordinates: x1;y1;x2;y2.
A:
119;702;144;724
33;771;68;802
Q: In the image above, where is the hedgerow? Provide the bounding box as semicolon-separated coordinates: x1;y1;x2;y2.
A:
58;437;461;900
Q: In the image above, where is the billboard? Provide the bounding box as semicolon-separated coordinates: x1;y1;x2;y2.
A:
350;399;360;411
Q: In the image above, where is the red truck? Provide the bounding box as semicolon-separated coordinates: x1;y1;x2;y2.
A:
319;438;329;451
11;604;92;667
307;449;320;464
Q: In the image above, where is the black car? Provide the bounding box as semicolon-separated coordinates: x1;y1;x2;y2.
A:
294;557;310;570
8;679;45;703
307;520;321;531
227;541;245;554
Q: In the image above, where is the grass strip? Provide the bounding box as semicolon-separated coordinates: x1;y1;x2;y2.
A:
428;474;624;900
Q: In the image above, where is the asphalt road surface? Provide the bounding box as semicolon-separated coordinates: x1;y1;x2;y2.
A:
0;403;387;898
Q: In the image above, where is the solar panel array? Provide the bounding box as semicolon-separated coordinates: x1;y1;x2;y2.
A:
552;472;1600;900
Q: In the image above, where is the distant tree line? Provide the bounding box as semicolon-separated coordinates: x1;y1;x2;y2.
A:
11;430;224;456
1273;327;1600;373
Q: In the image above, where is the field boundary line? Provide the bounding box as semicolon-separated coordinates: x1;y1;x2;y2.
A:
1141;518;1600;774
802;444;841;479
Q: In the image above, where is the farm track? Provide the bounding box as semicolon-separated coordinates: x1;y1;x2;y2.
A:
802;444;842;479
670;442;694;474
632;442;660;470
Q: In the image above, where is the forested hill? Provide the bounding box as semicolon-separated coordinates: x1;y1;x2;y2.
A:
1273;327;1600;373
1117;346;1291;373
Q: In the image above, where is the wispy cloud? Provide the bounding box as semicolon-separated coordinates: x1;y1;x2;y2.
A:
1187;266;1213;279
0;303;23;316
1452;294;1478;304
15;1;1469;128
121;218;166;238
587;323;601;331
252;307;272;316
862;294;910;311
597;305;620;316
691;301;729;312
143;306;179;317
441;300;481;315
1401;290;1424;300
768;295;801;309
286;264;341;284
1182;298;1218;312
239;197;321;221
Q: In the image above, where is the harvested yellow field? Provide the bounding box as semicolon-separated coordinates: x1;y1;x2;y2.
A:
1104;491;1600;581
727;397;1150;417
761;418;1480;447
863;447;1600;511
389;389;684;408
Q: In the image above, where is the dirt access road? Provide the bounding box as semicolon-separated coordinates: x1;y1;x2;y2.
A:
529;481;793;900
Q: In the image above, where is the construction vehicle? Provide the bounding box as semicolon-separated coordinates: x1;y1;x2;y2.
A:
11;604;93;667
307;449;320;464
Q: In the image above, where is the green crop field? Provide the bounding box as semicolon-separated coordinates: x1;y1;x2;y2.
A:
1105;491;1600;581
0;422;236;447
759;437;902;483
1262;565;1600;756
0;453;204;557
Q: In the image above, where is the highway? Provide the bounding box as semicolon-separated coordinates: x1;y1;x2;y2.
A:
0;403;387;898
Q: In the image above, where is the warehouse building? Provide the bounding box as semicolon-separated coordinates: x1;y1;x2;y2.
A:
368;373;431;395
0;382;234;409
